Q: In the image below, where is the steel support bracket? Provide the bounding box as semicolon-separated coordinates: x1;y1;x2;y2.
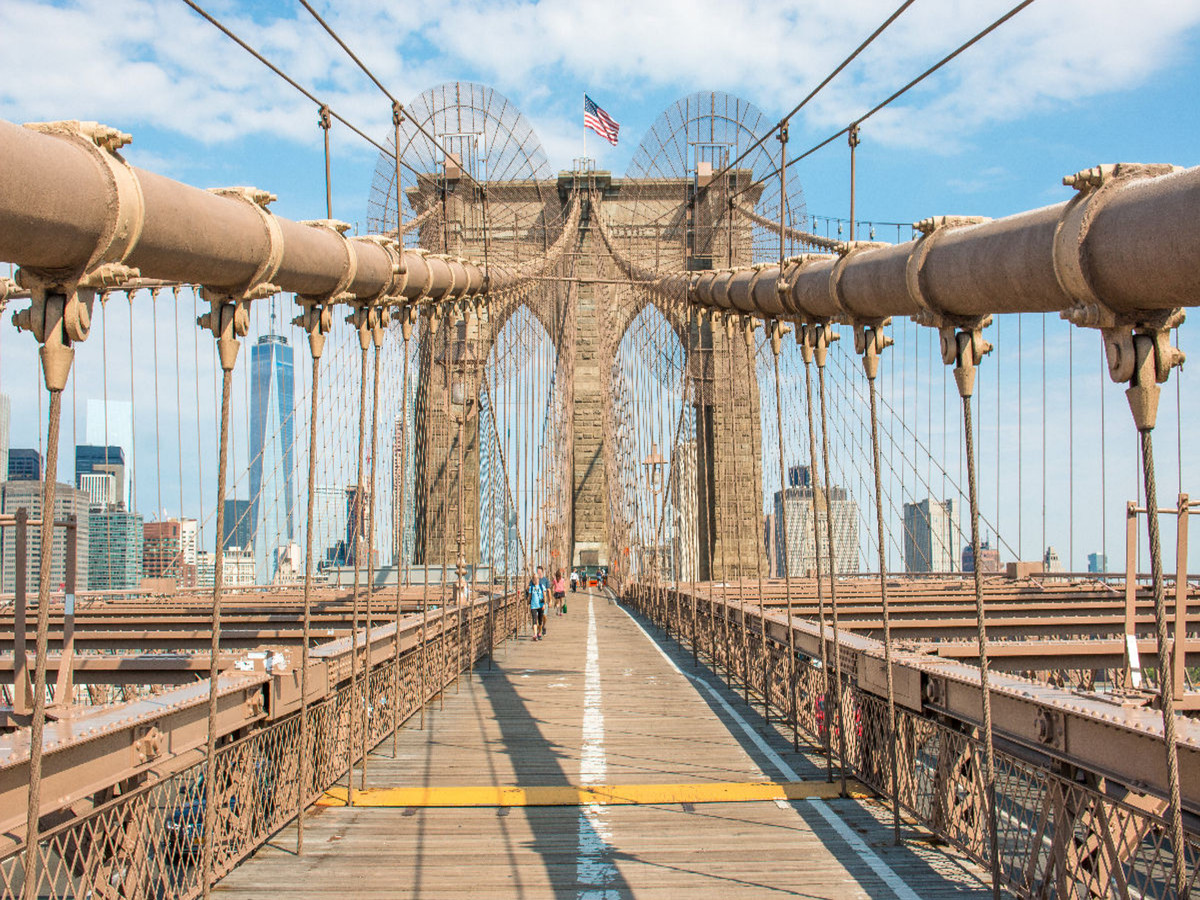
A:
11;270;98;392
798;320;839;368
1055;162;1184;339
740;314;758;348
398;304;418;341
1123;326;1186;433
853;318;894;380
939;317;993;400
767;319;792;357
11;121;146;390
198;186;282;371
291;300;333;360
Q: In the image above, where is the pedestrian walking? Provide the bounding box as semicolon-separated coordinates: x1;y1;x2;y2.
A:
552;569;567;615
536;566;551;634
570;568;579;594
525;571;544;643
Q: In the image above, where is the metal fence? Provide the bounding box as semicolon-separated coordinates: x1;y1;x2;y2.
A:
627;584;1200;899
0;592;523;900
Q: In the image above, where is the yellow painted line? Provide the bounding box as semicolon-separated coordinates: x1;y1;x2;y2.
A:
317;780;869;808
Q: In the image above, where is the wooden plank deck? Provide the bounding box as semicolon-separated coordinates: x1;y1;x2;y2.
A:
215;589;990;898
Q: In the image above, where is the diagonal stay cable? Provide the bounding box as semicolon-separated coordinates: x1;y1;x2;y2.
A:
699;0;918;200
179;0;423;181
730;0;1039;205
292;0;488;194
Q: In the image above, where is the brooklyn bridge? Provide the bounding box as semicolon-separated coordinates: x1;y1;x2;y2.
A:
1;3;1199;898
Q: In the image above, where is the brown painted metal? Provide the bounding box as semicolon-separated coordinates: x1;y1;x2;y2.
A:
0;593;518;857
599;164;1200;321
627;582;1200;897
0;119;522;303
667;584;1200;818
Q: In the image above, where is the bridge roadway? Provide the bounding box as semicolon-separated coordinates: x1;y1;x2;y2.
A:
214;589;988;898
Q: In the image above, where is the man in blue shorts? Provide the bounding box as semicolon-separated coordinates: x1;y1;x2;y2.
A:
528;568;548;640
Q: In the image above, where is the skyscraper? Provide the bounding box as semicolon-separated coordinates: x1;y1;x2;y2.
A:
248;313;296;582
7;449;41;481
144;518;198;586
903;497;960;573
222;499;253;551
75;445;125;509
345;485;369;567
88;509;143;591
79;472;117;508
773;465;859;576
1;481;91;593
963;536;1002;573
85;399;134;508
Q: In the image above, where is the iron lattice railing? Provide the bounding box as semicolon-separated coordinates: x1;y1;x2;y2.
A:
626;584;1200;900
0;593;523;900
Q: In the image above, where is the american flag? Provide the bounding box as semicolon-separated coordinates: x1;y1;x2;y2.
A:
584;95;620;146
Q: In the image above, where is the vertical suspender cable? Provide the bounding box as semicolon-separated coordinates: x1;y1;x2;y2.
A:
771;325;800;749
1140;432;1186;895
802;342;834;782
815;340;849;797
361;319;383;788
201;359;234;900
725;318;751;700
128;299;138;516
953;328;1002;899
862;327;901;844
419;323;433;726
347;321;369;803
393;323;411;755
1122;325;1188;895
22;387;63;900
296;305;324;854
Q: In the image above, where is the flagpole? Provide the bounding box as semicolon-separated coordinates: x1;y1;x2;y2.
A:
582;93;587;163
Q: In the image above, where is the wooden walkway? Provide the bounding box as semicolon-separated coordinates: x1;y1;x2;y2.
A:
216;589;990;898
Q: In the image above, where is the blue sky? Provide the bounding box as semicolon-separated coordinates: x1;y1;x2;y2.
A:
3;0;1200;570
5;0;1200;227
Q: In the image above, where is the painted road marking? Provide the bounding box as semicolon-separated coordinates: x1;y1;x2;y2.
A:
317;779;865;808
577;594;619;899
613;599;922;900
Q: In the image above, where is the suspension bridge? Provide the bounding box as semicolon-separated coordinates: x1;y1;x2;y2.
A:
2;4;1200;898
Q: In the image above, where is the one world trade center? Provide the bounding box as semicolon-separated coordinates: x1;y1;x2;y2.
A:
248;308;296;581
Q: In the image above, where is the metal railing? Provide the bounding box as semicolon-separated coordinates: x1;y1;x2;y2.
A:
625;584;1200;899
0;592;523;900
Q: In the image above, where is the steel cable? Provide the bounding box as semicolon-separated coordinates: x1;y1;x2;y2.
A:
816;357;849;797
866;356;902;845
200;364;233;900
1139;429;1188;896
961;388;1002;899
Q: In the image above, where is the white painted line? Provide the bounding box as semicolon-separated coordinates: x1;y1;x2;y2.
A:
614;599;920;900
576;595;619;899
580;595;605;784
806;799;922;900
612;599;800;780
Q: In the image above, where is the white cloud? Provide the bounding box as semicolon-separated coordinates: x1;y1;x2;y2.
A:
1;0;1198;164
